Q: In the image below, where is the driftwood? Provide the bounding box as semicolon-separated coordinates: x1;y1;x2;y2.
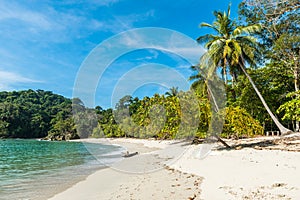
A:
192;135;231;149
217;133;300;151
122;151;138;158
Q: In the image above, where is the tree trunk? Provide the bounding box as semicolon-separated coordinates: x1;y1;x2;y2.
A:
223;63;228;85
294;66;300;92
206;82;231;149
239;64;293;135
214;134;231;148
294;120;300;132
293;65;299;133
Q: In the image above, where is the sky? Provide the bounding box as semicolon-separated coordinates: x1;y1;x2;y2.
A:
0;0;242;108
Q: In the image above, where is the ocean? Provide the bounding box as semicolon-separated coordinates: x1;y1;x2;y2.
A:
0;139;125;200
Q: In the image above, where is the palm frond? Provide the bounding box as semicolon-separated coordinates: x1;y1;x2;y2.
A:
196;3;261;86
200;22;220;33
190;65;199;71
227;3;231;17
241;45;256;66
189;74;201;81
230;40;242;65
223;43;232;59
233;24;261;36
196;34;219;45
236;36;260;52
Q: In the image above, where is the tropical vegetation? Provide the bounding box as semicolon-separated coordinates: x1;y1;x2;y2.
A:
0;1;299;140
0;90;78;139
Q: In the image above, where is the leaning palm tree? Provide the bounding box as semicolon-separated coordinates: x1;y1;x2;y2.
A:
197;5;292;135
190;65;231;148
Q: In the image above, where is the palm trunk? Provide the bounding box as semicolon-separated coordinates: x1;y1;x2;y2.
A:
239;64;293;135
294;65;299;132
224;69;228;85
295;121;300;132
206;82;231;149
294;66;300;92
223;62;228;85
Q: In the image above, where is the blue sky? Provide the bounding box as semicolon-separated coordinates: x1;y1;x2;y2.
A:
0;0;241;108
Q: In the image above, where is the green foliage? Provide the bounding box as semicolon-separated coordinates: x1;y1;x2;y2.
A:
93;88;262;140
0;90;78;139
92;108;125;138
48;116;78;140
195;2;295;135
3;3;299;140
73;108;98;138
0;88;265;140
92;92;205;140
277;91;300;121
239;0;300;91
197;4;261;85
221;106;264;139
234;66;293;129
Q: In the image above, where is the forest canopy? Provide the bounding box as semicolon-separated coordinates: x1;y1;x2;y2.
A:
0;90;78;139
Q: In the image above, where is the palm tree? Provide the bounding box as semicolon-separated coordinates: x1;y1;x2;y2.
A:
197;5;292;135
189;66;206;90
165;87;179;97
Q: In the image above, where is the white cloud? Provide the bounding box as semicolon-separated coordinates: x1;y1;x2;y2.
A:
0;1;156;44
0;70;41;90
133;49;159;61
111;28;205;65
0;1;53;30
90;10;156;33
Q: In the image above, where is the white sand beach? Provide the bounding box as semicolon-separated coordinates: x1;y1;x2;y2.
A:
49;135;300;200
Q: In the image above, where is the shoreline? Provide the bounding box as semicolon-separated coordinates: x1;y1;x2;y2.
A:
49;136;300;200
49;138;202;200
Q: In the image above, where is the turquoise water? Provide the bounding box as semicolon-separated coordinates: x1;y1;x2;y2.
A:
0;139;124;200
